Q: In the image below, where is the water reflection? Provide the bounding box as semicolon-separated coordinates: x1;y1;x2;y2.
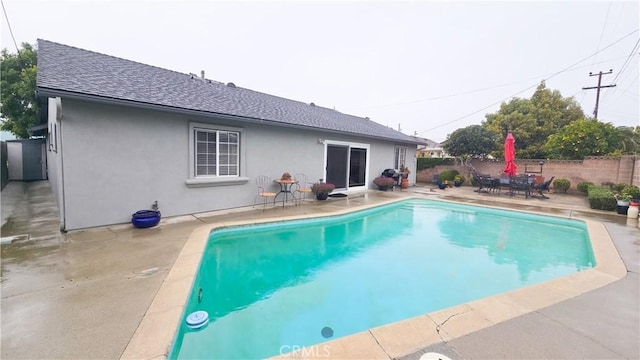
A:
197;204;414;320
436;207;594;281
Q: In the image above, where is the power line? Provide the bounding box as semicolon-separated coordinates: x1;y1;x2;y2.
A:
416;83;539;134
1;0;19;53
591;1;612;66
344;54;632;113
414;29;639;136
611;38;640;84
601;40;639;106
585;1;612;104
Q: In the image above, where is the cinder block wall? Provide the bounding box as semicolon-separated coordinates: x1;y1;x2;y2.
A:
416;155;638;191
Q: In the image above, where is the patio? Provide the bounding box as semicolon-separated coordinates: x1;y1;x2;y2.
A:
1;181;638;359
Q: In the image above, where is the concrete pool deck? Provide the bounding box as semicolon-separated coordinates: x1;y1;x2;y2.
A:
1;181;638;359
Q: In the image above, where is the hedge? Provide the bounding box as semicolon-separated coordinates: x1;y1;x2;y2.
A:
417;157;455;171
587;185;617;211
553;178;570;193
438;169;460;182
577;181;594;194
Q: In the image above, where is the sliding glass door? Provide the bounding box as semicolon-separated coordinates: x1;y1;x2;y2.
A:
325;142;369;191
326;145;348;188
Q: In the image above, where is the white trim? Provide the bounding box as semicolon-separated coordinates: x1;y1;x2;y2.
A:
395;146;407;169
185;177;250;188
323;140;370;192
187;122;246;187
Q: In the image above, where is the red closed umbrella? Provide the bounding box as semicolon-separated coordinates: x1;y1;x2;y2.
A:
503;132;517;177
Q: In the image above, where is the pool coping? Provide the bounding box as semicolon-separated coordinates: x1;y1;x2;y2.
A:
120;196;627;360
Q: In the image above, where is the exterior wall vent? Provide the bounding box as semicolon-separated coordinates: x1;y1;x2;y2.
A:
226;82;236;88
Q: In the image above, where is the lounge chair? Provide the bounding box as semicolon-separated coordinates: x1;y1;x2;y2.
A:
532;176;555;199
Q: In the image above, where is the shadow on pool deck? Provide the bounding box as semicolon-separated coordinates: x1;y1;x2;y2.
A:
1;181;638;359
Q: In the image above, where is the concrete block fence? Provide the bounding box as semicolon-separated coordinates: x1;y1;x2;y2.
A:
416;155;639;192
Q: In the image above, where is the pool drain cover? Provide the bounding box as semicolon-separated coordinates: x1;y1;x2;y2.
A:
321;326;333;338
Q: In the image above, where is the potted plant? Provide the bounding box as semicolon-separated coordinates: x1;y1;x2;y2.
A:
454;175;465;187
615;193;631;215
399;163;411;188
131;201;161;228
399;163;411;180
438;180;451;190
373;176;395;191
311;182;335;200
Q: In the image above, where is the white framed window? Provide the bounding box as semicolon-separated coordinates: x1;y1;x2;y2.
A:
186;122;249;187
195;129;239;176
394;146;407;169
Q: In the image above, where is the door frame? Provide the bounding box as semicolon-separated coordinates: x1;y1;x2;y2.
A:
323;140;370;192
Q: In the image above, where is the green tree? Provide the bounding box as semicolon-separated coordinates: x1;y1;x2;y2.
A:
543;119;621;159
442;125;500;159
483;82;585;159
616;126;639;155
1;43;38;139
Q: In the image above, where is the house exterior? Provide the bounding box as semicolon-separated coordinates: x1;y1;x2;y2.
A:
35;40;424;231
414;136;449;158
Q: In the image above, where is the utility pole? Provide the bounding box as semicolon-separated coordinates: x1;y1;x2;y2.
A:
582;70;616;119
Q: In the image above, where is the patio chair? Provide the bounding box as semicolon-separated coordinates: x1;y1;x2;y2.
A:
255;175;277;210
293;173;313;204
472;172;499;194
508;175;533;198
532;176;555;199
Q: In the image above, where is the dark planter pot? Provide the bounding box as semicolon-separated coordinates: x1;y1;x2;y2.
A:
132;210;161;228
617;205;629;215
316;192;329;200
454;181;462;187
438;183;447;190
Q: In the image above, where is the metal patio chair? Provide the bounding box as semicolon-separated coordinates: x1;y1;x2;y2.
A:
293;173;313;204
255;175;277;210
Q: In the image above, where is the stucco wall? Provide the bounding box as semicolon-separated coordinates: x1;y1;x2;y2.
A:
57;99;414;230
46;98;64;229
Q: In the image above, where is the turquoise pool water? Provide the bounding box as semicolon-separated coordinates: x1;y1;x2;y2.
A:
170;199;594;359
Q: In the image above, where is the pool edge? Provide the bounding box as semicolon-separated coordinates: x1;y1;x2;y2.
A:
119;196;627;360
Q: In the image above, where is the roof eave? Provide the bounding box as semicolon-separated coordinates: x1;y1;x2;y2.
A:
36;87;421;145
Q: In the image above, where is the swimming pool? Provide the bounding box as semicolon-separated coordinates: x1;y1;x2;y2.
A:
169;199;595;359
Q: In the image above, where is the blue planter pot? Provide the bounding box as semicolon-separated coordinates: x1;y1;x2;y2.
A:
316;193;329;200
132;210;161;228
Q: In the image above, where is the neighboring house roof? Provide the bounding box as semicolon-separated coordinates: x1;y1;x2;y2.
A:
36;39;422;145
411;136;442;149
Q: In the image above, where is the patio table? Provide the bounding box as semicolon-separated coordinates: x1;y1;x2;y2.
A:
273;179;297;207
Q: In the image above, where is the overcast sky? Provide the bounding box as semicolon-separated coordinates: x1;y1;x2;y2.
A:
2;0;638;142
